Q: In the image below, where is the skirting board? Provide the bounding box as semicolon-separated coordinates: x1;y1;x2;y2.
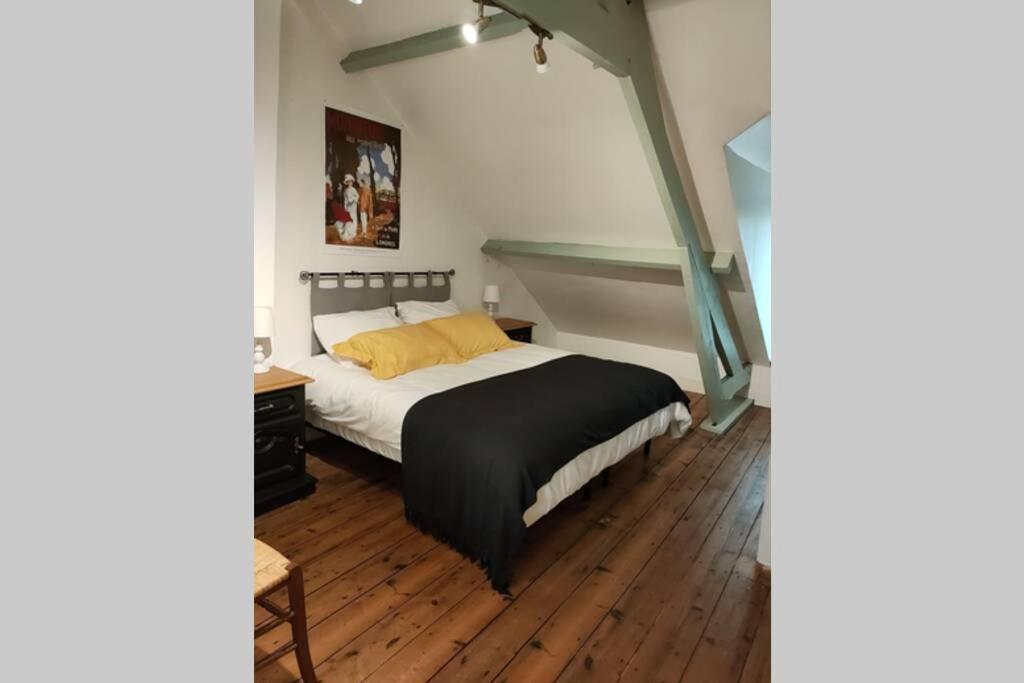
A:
556;332;771;407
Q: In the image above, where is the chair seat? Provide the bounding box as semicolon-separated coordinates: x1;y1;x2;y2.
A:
254;539;291;596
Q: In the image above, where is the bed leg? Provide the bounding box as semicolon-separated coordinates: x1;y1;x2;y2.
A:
583;481;592;501
601;469;611;487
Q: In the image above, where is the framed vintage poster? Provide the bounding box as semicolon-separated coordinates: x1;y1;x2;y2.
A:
324;106;401;251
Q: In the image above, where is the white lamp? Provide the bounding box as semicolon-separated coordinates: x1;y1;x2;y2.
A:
483;285;500;318
254;306;274;374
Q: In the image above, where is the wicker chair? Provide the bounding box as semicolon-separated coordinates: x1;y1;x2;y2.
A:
254;539;317;682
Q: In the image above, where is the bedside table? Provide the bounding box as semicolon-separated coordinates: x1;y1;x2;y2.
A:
254;367;317;516
495;318;537;344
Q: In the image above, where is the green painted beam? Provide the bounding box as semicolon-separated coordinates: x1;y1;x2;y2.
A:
482;240;679;270
711;251;736;275
340;13;528;73
481;239;734;274
679;244;753;431
699;397;755;435
719;364;753;400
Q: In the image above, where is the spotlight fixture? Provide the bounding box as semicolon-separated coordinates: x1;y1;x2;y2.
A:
533;36;549;73
461;0;491;45
529;24;553;74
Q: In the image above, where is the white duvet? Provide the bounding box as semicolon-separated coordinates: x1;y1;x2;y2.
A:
291;344;692;526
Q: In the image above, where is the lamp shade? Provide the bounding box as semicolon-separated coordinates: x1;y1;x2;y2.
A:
483;285;501;304
254;306;274;338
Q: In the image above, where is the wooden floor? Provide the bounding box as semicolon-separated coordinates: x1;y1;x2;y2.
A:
255;394;771;683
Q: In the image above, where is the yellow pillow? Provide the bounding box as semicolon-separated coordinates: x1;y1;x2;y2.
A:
331;324;464;379
423;311;521;360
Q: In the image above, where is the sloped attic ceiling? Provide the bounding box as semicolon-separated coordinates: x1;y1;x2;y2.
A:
312;0;770;365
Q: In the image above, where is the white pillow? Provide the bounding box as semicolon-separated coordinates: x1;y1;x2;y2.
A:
313;307;401;353
396;299;461;324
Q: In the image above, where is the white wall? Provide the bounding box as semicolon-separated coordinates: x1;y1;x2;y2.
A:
254;0;282;307
267;0;550;366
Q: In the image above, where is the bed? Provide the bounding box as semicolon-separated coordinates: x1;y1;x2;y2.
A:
294;271;692;591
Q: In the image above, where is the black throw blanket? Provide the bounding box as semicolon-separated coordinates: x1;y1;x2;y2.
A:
400;354;689;593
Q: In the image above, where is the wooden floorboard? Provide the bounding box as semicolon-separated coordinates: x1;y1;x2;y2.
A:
254;394;771;683
738;586;771;683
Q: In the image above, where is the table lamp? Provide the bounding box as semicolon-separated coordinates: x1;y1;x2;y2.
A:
483;285;500;318
254;306;274;374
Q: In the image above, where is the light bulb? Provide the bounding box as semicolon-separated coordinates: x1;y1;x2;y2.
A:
348;0;363;4
536;62;549;74
462;1;490;44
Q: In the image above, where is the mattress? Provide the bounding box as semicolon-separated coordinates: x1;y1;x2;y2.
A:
292;345;692;526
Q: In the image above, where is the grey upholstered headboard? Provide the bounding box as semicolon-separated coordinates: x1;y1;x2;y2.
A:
307;271;452;355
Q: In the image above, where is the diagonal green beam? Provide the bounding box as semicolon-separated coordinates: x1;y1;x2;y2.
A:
481;239;734;274
618;48;748;382
340;12;528;73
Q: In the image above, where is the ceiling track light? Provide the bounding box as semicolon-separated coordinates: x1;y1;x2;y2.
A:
461;0;492;45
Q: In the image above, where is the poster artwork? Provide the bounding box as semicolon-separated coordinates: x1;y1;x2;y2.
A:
324;107;401;250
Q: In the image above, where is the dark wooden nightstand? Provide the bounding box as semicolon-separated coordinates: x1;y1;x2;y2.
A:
254;367;316;516
495;318;536;344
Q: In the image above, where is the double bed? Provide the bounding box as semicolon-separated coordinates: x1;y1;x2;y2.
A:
294;270;692;591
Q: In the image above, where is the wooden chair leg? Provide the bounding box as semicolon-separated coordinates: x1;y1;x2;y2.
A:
287;566;318;683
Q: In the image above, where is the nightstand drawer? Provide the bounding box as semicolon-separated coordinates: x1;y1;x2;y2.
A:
254;386;303;425
255;417;303;488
